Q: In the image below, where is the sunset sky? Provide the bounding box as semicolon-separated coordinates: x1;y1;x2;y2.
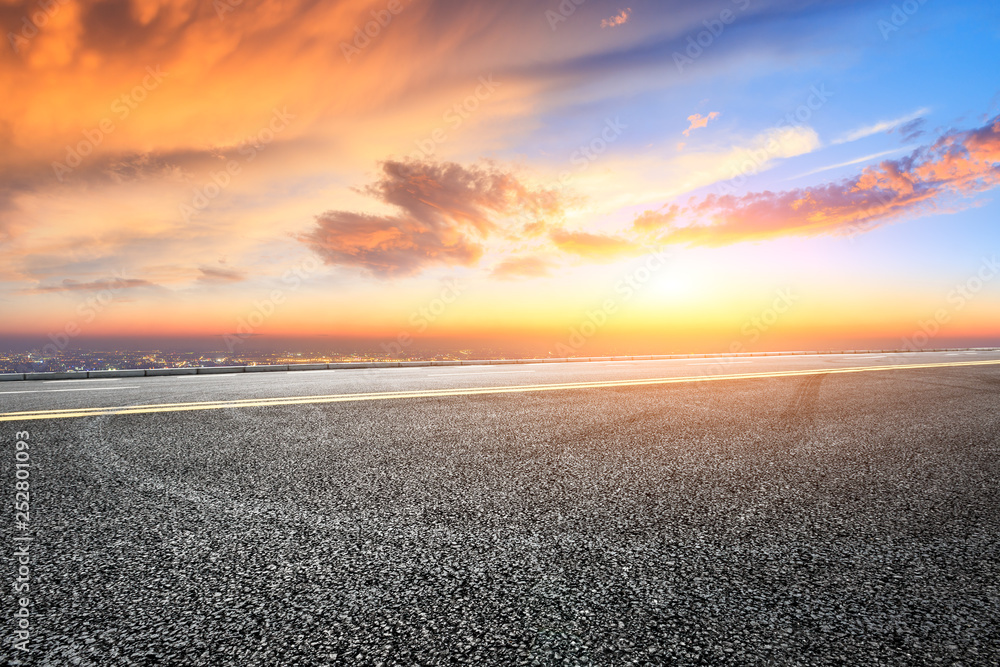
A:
1;0;998;354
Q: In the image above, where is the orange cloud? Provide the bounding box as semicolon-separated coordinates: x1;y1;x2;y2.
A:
643;115;1000;246
491;256;556;279
304;160;567;277
549;229;639;259
633;204;679;231
683;111;720;137
600;8;631;28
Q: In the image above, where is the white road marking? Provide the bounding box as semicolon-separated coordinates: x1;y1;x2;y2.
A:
43;378;122;384
427;371;536;377
682;362;752;366
0;386;140;395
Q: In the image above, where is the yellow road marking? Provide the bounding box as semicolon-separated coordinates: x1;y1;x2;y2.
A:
1;359;998;422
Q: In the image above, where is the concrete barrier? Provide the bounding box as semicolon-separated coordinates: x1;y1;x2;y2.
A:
147;368;197;376
24;372;87;380
286;364;327;371
88;369;145;378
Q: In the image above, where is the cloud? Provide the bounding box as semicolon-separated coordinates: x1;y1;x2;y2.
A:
640;115;1000;246
790;147;912;181
633;204;680;231
600;8;631;28
304;211;484;278
697;125;822;192
833;108;930;144
683;112;720;137
19;278;155;294
896;118;927;142
303;160;567;277
549;229;639;259
491;256;556;279
197;266;246;284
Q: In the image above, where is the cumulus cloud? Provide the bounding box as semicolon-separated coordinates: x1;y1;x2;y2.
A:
303;160;567;277
638;115;1000;245
683;112;720;137
601;8;631;28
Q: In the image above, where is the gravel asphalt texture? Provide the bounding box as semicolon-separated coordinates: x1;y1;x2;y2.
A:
3;353;999;665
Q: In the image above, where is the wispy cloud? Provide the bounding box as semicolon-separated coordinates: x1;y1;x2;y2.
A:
833;107;931;144
197;267;246;284
683;111;720;137
491;256;556;279
896;118;927;142
19;278;154;294
788;147;914;181
549;229;639;260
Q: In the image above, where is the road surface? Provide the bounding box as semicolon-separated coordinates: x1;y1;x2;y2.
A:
3;351;999;665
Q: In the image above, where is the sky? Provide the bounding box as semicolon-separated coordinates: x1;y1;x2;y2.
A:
1;0;998;356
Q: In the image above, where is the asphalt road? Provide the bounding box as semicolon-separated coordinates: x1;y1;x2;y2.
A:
2;351;1000;665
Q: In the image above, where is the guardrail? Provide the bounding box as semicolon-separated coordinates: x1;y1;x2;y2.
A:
1;348;997;382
